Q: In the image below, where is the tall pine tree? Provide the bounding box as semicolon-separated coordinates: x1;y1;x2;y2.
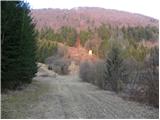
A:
2;1;37;90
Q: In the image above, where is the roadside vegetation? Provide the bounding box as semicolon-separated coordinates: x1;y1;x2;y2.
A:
79;43;159;107
78;23;159;108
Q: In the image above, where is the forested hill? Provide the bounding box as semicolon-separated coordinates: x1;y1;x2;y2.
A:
31;7;158;30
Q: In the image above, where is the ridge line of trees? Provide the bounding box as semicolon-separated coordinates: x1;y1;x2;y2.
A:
36;24;158;62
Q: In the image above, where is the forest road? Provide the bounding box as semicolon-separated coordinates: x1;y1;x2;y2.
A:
1;64;159;119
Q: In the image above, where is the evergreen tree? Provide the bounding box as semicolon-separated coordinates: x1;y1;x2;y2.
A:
18;1;37;83
60;26;77;46
104;45;127;92
79;30;92;46
2;1;37;89
36;39;57;63
97;24;110;40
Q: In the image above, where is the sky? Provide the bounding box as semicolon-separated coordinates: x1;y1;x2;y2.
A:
26;0;160;19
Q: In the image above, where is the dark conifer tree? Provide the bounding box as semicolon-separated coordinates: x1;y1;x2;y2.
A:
1;1;37;90
104;46;127;92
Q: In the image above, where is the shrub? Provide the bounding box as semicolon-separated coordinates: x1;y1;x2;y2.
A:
79;60;95;83
79;60;106;89
46;56;71;75
44;43;70;75
93;60;105;89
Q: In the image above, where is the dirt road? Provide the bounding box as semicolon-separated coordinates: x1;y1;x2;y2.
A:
1;64;159;119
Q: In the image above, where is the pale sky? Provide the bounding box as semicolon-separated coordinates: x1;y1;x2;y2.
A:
26;0;160;19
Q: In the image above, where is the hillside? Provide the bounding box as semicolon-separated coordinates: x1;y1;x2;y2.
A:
31;7;159;30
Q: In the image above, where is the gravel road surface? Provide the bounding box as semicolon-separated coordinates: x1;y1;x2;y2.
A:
1;64;159;119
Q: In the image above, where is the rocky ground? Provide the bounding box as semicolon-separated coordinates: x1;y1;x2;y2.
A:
1;63;159;119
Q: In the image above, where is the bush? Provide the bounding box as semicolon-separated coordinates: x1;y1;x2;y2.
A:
79;60;106;89
94;60;105;89
79;60;95;83
46;56;71;75
44;43;70;75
